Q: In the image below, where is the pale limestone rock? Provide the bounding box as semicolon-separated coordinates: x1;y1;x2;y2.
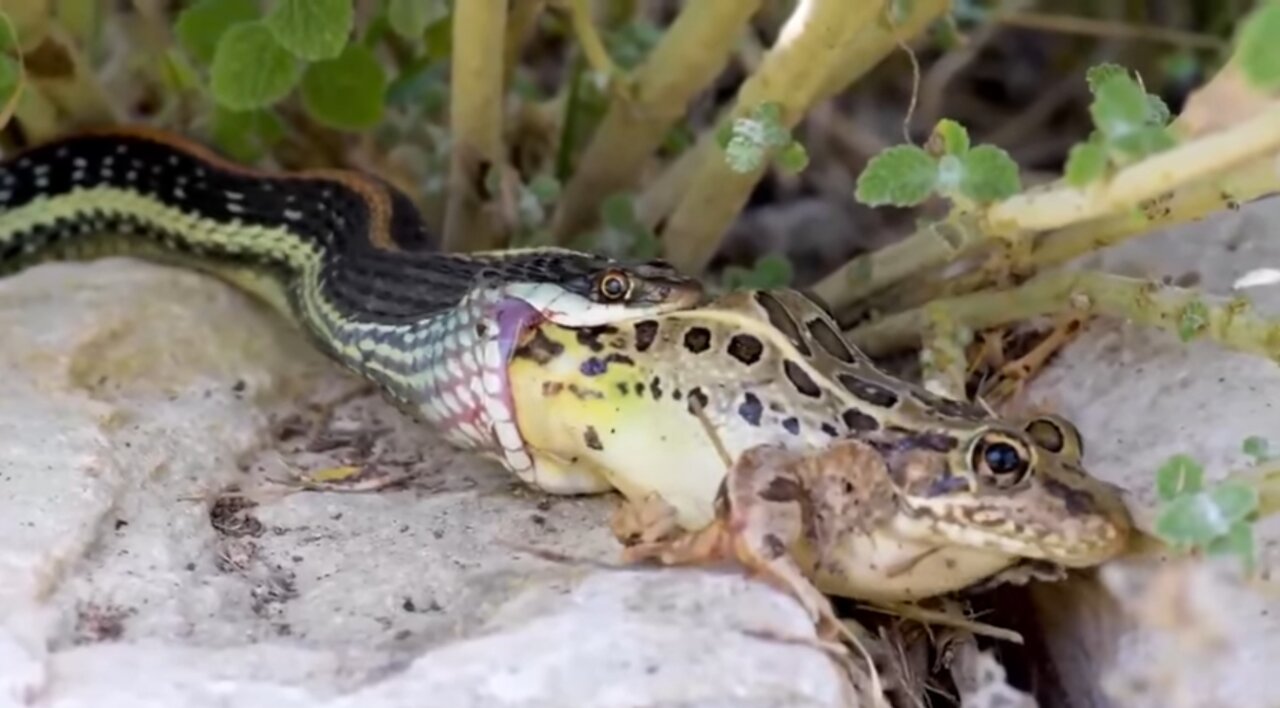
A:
0;259;852;707
1019;196;1280;708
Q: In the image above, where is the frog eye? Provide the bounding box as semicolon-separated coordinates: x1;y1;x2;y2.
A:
971;433;1032;487
1025;415;1084;459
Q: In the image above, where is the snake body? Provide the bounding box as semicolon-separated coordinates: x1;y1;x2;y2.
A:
0;128;704;477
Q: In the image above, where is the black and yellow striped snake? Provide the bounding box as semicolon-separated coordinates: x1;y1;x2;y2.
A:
0;127;706;477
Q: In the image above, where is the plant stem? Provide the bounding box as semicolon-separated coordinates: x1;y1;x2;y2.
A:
984;102;1280;235
659;0;931;275
443;0;509;252
847;270;1280;362
550;0;761;243
561;0;620;82
868;154;1280;316
812;214;987;314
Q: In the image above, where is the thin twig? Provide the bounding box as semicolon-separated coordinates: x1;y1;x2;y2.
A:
994;10;1227;51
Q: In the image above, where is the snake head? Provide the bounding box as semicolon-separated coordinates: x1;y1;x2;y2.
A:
495;254;705;329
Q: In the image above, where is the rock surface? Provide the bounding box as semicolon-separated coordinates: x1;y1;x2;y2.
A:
0;259;851;708
1018;196;1280;708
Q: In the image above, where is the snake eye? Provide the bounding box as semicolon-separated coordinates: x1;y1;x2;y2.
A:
971;434;1031;486
597;270;632;301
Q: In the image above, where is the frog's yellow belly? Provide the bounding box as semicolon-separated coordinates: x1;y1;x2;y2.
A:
506;324;839;528
798;534;1016;602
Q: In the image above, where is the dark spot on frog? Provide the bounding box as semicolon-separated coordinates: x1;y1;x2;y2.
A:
542;381;564;396
758;475;803;502
515;329;564;364
821;423;839;437
583;426;604;451
783;360;821;398
738;393;763;426
475;322;488;338
634;320;659;352
576;325;618;353
650;377;663;400
616;382;629;395
838;374;899;408
805;316;856;363
753;291;810;355
686;387;708;414
782;417;800;435
1043;478;1095;515
579;352;635;376
727;334;764;365
841;408;879;432
761;533;787;559
683;326;712;353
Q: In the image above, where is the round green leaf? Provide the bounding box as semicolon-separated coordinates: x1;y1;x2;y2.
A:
266;0;353;61
175;0;259;65
210;21;300;110
1064;141;1108;187
855;145;938;207
300;43;388;130
776;141;809;174
1237;3;1280;91
212;107;285;162
1089;74;1150;141
932;118;970;156
387;0;446;41
958;145;1021;203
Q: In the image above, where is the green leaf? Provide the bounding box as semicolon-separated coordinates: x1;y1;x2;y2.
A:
1146;94;1172;127
527;173;561;204
750;254;793;288
1089;73;1152;141
855;145;938;207
386;60;447;112
387;0;445;41
957;145;1021;203
1156;453;1204;501
753;102;790;147
175;0;259;65
1085;63;1127;94
266;0;353;61
1178;299;1209;341
300;43;387;130
1059;138;1111;184
1210;482;1259;525
931;118;970;156
1243;435;1272;462
723;255;795;290
211;107;285;162
776;141;809;173
724;133;767;173
605;18;662;70
1111;125;1176;160
1206;520;1256;574
719;102;793;174
1064;140;1108;187
1236;3;1280;92
1155;493;1228;545
935;154;962;193
210;21;300;111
